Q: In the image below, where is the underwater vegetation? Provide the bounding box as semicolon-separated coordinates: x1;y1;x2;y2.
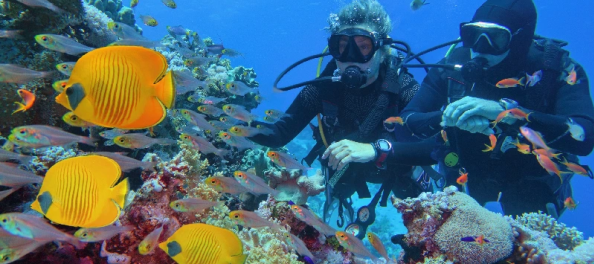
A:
0;1;593;264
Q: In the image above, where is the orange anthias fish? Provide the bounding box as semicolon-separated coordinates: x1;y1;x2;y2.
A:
564;197;578;210
228;210;284;231
12;89;35;114
335;231;380;262
532;148;561;160
520;126;551;152
55;46;175;130
513;139;531;154
441;130;449;145
456;169;468;187
204;176;249;195
482;134;497;152
496;77;525;88
367;232;392;263
384;116;404;125
461;235;490;246
290;204;336;236
533;151;570;183
267;151;310;171
491;108;531;127
566;66;578;85
139;224;164;255
560;157;592;179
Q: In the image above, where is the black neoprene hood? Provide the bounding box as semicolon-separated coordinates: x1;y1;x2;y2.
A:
471;0;537;58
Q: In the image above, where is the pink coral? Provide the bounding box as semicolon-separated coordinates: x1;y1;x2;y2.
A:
266;168;325;205
392;186;514;264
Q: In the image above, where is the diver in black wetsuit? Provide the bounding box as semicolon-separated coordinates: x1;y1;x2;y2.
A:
249;0;435;238
400;0;594;217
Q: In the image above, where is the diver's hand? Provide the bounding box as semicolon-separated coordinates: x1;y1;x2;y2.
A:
455;116;494;135
442;96;504;126
322;139;376;171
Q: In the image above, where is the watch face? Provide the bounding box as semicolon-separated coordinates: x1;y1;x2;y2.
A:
378;140;389;151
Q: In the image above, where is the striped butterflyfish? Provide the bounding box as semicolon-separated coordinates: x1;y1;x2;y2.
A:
159;223;247;264
30;155;129;228
55;46;176;129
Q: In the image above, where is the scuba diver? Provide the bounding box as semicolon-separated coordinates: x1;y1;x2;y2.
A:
249;0;435;239
400;0;594;217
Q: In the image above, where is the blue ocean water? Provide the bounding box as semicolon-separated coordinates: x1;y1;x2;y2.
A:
137;0;594;239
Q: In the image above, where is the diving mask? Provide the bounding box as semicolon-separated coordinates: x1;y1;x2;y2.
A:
328;28;391;63
460;22;518;55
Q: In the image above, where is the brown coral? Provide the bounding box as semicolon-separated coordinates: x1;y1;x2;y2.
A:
393;186;514;264
266;168;325;205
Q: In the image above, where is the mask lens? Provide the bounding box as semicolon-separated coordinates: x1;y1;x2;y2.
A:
460;22;512;55
328;31;378;63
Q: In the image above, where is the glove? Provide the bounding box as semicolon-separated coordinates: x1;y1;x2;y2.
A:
455;115;494;135
442;96;504;127
322;139;376;171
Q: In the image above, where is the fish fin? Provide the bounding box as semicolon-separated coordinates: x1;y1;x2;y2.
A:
67;83;86;111
12;102;26;114
518;77;526;86
121;98;167;129
154;70;176;108
110;177;129;209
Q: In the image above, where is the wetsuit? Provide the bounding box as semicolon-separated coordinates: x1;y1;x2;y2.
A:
250;58;435;201
400;43;594;216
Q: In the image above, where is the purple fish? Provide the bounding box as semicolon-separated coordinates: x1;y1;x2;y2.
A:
0;64;51;84
94;152;157;172
16;0;65;13
525;70;543;87
461;235;490;245
0;162;43;188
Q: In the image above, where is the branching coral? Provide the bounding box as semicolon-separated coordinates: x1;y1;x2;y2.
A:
266;168;325;205
515;211;584;250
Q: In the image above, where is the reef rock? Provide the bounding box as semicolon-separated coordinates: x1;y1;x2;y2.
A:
266;168;325;205
392;186;514;264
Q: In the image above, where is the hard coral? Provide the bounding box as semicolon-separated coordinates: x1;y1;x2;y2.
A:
393;186;514;264
266;168;325;205
515;211;584;250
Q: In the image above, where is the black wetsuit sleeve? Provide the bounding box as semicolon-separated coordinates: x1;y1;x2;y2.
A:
249;85;321;148
387;138;437;166
520;63;594;156
400;60;449;138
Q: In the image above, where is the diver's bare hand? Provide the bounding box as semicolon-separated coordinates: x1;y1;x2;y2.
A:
322;139;376;171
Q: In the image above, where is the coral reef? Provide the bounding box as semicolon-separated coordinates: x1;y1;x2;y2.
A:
393;186;594;264
515;211;584;250
392;186;514;264
85;0;135;26
266;168;325;205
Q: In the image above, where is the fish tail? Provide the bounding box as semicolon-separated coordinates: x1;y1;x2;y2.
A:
12;102;26;114
111;178;129;208
518;76;526;86
79;135;97;146
154;71;176;108
482;144;493;152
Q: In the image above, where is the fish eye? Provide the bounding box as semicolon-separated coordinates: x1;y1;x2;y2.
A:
72;116;78;121
211;180;216;183
19;129;26;134
61;82;67;87
42;36;47;41
119;138;125;142
234;215;239;218
61;65;67;69
2;256;9;261
82;233;87;237
175;203;180;208
1;218;6;223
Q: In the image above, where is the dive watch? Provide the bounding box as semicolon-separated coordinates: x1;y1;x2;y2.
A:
373;139;392;169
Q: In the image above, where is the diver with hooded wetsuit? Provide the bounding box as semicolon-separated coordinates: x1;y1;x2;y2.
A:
400;0;594;217
249;0;436;239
